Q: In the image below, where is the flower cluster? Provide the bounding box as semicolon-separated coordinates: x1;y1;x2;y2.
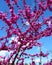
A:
0;0;52;65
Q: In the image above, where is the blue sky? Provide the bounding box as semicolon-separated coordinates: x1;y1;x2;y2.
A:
0;0;52;65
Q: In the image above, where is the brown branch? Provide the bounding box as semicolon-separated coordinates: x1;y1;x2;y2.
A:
16;49;26;64
11;44;22;65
